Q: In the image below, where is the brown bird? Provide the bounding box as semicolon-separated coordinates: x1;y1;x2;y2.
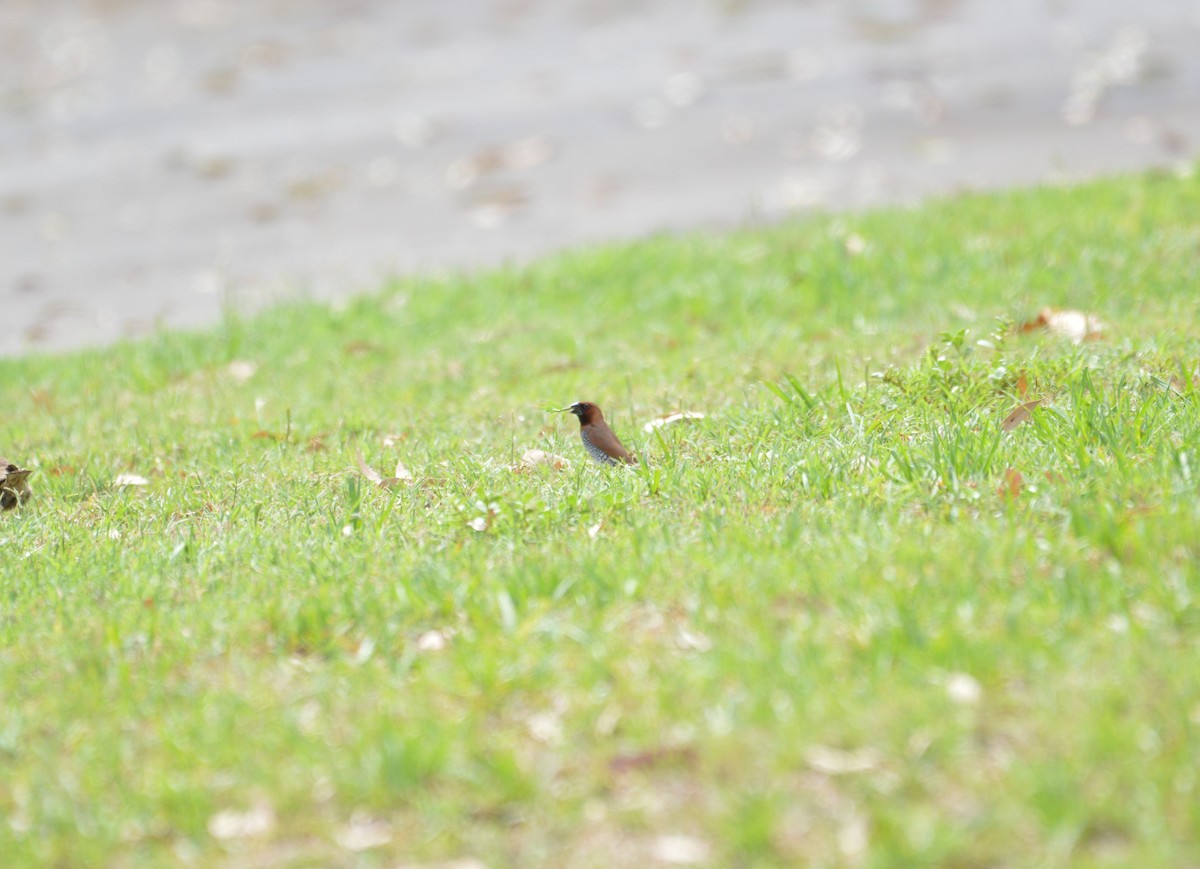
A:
0;459;32;511
559;401;637;466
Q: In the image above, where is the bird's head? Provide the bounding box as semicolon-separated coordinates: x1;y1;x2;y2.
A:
558;401;601;424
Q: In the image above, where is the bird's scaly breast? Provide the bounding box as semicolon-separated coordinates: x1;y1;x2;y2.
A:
580;429;620;465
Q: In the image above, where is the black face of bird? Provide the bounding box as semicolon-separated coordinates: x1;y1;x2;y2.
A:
557;402;592;419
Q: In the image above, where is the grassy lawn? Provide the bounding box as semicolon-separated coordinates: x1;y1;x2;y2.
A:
2;167;1199;867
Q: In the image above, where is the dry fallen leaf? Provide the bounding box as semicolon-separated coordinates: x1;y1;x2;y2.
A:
355;448;412;489
392;459;414;483
1001;399;1043;432
1169;373;1199;395
1020;307;1105;343
113;473;149;487
643;410;706;432
998;468;1024;500
609;746;697;774
520;449;570;470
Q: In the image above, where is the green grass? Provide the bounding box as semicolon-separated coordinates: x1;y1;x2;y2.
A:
3;167;1200;867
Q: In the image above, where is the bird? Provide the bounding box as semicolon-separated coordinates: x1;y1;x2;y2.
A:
558;401;637;466
0;459;32;511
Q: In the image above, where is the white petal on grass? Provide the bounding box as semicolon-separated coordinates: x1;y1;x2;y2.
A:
587;522;603;539
467;517;488;532
416;629;449;652
837;815;869;861
946;672;982;704
651;834;710;865
353;637;375;664
804;745;883;775
113;474;149;487
527;710;564;746
208;803;275;840
335;814;392;852
676;628;712;652
643;411;706;432
843;233;867;255
226;360;257;381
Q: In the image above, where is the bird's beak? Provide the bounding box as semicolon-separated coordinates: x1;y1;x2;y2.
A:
554;404;577;413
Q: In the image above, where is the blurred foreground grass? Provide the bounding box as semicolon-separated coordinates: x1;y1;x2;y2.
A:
2;168;1199;867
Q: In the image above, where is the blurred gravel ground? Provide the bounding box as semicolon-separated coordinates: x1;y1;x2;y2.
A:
1;0;1197;354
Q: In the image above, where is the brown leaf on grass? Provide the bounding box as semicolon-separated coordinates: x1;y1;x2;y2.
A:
1016;370;1028;398
342;340;380;357
998;468;1024;500
305;435;328;453
1169;373;1199;395
1001;399;1043;432
251;430;284;441
355;449;413;489
609;746;697;774
643;410;706;432
1019;307;1105;343
519;449;570;470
